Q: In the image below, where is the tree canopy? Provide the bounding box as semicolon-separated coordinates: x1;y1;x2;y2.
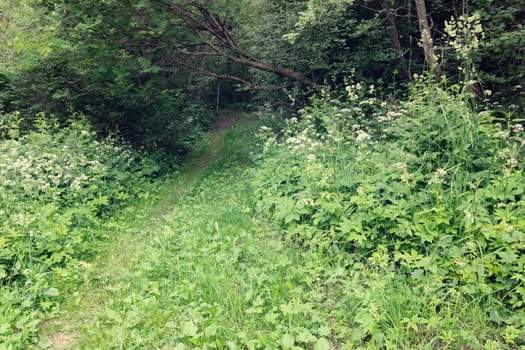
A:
1;0;523;151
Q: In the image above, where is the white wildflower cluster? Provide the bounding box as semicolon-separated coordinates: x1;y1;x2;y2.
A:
392;162;407;171
444;12;484;61
359;97;379;106
0;125;139;227
355;130;371;143
285;126;322;153
400;172;412;183
478;111;490;118
286;117;298;125
306;154;317;162
436;168;447;177
257;126;274;145
512;123;524;134
345;82;363;101
391;162;411;183
258;125;272;133
429;168;448;185
376;109;404;123
494;130;509;139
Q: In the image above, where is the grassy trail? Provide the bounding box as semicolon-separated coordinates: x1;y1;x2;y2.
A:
41;112;247;348
40;111;507;349
42;112;329;349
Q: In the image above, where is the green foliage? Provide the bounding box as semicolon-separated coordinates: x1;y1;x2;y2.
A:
284;1;398;82
251;78;525;345
1;0;525;347
0;113;161;347
10;47;208;153
42;110;522;349
0;73;14;114
2;0;210;154
475;0;525;106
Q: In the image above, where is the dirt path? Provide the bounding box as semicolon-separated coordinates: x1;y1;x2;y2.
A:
189;114;236;173
43;113;241;350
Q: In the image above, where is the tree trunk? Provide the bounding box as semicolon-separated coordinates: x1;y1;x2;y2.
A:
228;55;316;87
414;0;441;81
381;1;412;81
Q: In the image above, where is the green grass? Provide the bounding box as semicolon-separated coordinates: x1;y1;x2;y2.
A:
40;109;521;349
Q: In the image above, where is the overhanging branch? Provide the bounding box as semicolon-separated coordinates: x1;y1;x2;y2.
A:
164;1;318;89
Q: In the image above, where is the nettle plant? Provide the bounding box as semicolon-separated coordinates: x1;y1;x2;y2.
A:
252;76;525;334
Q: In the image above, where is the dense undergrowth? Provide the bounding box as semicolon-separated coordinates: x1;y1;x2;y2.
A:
251;78;525;347
0;115;163;347
1;78;524;349
45;101;525;349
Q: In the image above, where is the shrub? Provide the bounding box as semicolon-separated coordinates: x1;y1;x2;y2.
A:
0;113;161;347
251;79;525;344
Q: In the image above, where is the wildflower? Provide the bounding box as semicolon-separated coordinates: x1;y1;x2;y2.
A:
429;168;447;185
465;241;476;251
369;304;378;315
393;162;407;171
265;137;276;144
346;84;362;101
306;154;316;162
478;111;490;117
512;124;523;133
436;168;447;177
79;261;93;269
377;115;391;123
494;130;508;139
355;130;371;142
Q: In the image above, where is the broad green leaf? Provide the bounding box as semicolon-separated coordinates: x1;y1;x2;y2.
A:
181;320;198;337
282;333;295;348
314;337;331;350
43;288;59;297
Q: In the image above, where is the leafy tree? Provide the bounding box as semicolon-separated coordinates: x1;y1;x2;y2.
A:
475;0;524;105
3;0;524;147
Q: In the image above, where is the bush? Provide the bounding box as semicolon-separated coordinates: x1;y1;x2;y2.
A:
251;79;525;344
0;113;161;347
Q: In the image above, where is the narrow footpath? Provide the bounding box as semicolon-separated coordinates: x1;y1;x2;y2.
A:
43;112;333;349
